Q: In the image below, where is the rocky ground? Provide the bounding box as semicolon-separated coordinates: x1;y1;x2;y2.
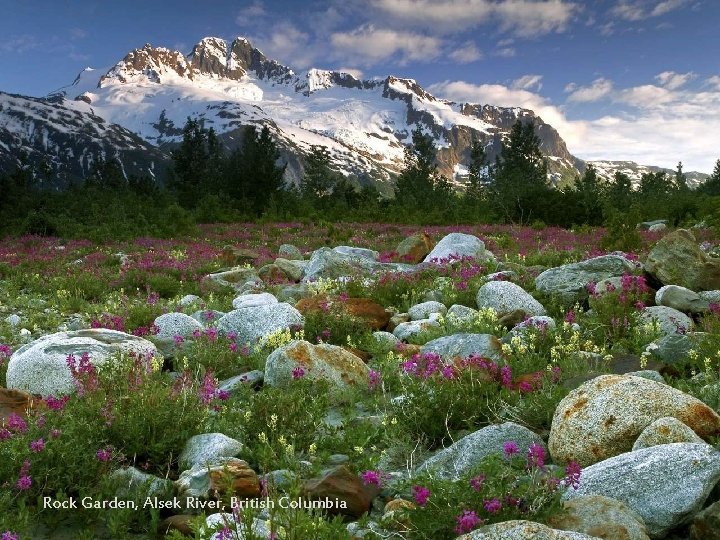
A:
2;226;720;539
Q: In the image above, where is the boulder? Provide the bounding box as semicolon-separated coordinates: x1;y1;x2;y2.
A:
549;495;650;540
639;306;694;336
176;457;260;502
257;263;286;283
274;258;307;282
396;232;434;263
392;319;441;341
549;375;720;467
645;229;720;290
110;466;173;500
656;285;710;313
178;294;201;307
690;500;720;540
216;303;303;345
420;333;503;362
6;329;160;397
535;255;638;304
278;243;303;260
295;295;390;330
446;304;479;324
632;416;703;450
153;312;204;339
563;443;720;538
637;219;668;231
191;310;225;325
408;301;447;321
372;331;400;353
644;333;694;365
205;267;261;291
218;370;264;393
303;247;414;281
458;520;599;539
417;422;544;480
423;233;493;263
332;246;379;260
302;465;379;518
699;290;720;303
476;281;546;317
205;513;270;540
231;292;278;310
179;433;245;471
264;340;369;399
504;316;557;342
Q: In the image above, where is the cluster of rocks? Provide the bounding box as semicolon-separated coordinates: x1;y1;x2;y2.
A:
4;227;720;539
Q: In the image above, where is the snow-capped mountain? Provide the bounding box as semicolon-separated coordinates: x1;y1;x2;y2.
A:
589;160;709;190
0;35;636;191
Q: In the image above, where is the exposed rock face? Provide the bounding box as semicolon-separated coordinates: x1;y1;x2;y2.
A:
563;443;720;538
645;229;720;291
549;375;720;467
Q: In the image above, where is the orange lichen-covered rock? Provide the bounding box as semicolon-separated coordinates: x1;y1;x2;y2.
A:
549;374;720;466
296;295;390;330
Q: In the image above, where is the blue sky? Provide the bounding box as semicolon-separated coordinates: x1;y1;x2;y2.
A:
1;0;719;172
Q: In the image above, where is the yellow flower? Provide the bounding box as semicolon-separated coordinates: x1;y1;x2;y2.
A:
258;432;268;444
308;443;317;455
244;410;252;421
353;446;364;454
270;414;278;430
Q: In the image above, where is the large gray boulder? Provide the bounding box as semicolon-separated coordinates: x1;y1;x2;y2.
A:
278;244;303;260
549;375;720;467
645;229;720;290
535;255;638;304
6;329;160;396
563;443;720;538
274;258;308;282
231;292;278;310
302;247;414;281
205;267;261;291
332;245;379;260
459;521;598;539
476;281;546;317
639;306;694;336
423;233;494;263
408;301;447;321
216;303;303;345
656;285;710;313
549;495;650;540
644;333;697;365
421;333;503;362
417;422;544;480
179;433;245;472
153;312;204;339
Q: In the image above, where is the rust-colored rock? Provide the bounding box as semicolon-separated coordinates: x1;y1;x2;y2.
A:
296;295;390;330
257;263;286;284
220;246;261;267
0;388;38;425
159;515;195;537
396;233;434;264
498;309;528;328
208;459;261;499
384;498;416;513
302;465;379;518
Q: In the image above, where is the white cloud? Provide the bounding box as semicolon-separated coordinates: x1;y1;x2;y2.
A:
495;47;516;58
706;75;720;91
655;70;695;90
616;84;675;108
330;24;441;65
369;0;578;37
236;1;267;26
512;74;543;91
248;23;317;69
611;0;688;21
0;35;40;54
566;78;614;102
336;67;364;79
449;41;483;63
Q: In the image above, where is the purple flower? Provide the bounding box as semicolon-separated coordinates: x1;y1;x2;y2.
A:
527;442;546;470
368;369;381;391
361;470;383;487
412;485;430;507
30;438;45;452
500;365;512;388
96;447;112;462
483;498;502;514
292;366;306;379
173;334;185;345
517;380;533;394
441;365;456;380
16;475;31;490
454;509;482;534
204;327;219;341
50;429;61;438
217;526;233;540
7;413;27;433
470;474;485;492
503;441;519;457
2;531;19;540
565;460;582;490
0;429;11;440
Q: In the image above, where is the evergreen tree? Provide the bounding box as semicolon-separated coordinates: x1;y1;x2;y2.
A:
490;119;550;224
169;118;210;208
603;171;634;218
574;164;603;225
700;159;720;196
466;138;487;201
674;161;688;192
300;145;335;200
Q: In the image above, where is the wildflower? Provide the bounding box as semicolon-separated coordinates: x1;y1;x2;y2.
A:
173;334;184;345
217;527;233;540
517;380;534;394
45;395;70;411
191;329;202;339
441;364;456;380
36;414;46;428
564;310;576;324
7;413;27;433
229;342;238;353
198;371;219;405
368;369;381;390
30;438;45;452
454;510;482;534
16;475;31;490
412;485;430;507
0;429;11;440
500;365;512;388
565;460;582;490
527;442;546;470
205;327;219;341
2;531;19;540
50;429;61;438
470;474;485;492
292;366;306;379
204;310;216;322
483;498;502;514
361;470;383;487
96;447;112;462
503;441;519;458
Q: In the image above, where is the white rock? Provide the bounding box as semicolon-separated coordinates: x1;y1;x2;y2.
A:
231;292;278;310
153;312;204;339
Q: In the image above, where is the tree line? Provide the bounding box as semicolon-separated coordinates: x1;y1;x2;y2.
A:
1;117;719;239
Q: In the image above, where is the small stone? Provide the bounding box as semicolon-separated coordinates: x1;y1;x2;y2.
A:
4;314;21;326
179;433;245;471
178;294;201;306
154;312;204;339
656;285;710;313
231;292;278;310
302;465;379;518
458;520;599;539
639;306;694;336
408;301;447;321
392;319;440;341
549;495;650;540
